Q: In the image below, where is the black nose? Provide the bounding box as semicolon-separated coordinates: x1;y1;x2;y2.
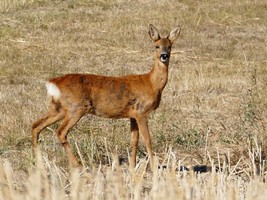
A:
160;54;169;62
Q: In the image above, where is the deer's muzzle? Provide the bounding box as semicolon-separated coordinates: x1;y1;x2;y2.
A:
160;53;169;62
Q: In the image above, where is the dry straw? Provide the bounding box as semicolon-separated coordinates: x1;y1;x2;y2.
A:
0;150;267;199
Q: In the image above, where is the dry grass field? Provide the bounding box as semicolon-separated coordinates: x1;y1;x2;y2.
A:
0;0;267;199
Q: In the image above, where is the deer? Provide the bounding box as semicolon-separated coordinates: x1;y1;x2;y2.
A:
32;24;181;170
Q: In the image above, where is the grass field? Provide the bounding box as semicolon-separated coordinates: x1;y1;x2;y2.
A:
0;0;267;199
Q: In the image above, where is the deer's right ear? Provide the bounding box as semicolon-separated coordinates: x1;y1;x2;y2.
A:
148;24;160;42
168;26;181;44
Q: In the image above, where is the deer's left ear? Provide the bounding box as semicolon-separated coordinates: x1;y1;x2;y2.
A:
168;26;181;44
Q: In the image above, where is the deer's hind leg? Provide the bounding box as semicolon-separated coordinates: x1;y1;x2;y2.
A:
32;99;64;148
55;108;84;168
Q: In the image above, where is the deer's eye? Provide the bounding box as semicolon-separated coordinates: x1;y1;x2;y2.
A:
155;45;160;49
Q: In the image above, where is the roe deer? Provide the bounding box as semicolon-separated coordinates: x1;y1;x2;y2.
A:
32;24;181;169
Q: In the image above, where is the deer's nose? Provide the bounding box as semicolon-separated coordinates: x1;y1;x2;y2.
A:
160;53;169;62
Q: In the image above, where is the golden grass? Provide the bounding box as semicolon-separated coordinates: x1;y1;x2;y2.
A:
0;0;267;199
1;151;267;200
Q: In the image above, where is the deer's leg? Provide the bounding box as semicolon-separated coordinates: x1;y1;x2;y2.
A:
135;116;154;170
56;110;84;168
130;118;139;170
32;100;64;148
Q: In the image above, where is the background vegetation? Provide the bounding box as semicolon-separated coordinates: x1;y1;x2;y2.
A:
0;0;266;199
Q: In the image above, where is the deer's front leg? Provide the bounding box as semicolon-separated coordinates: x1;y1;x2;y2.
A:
135;116;154;171
130;118;139;171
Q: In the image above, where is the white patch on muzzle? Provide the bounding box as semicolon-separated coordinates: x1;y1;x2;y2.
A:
160;53;169;63
160;57;168;62
46;82;61;99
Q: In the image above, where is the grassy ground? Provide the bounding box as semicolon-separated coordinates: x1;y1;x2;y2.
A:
0;0;266;199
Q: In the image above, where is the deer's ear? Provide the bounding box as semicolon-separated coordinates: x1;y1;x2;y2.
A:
168;26;181;44
148;24;161;42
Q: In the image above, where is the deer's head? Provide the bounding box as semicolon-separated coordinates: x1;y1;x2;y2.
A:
148;24;181;64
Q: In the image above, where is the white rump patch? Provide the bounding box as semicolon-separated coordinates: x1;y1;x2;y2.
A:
46;82;61;99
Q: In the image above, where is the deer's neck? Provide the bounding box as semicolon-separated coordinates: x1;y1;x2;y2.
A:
149;59;169;93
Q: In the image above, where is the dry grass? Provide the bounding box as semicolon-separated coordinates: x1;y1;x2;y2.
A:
1;151;267;200
0;0;267;199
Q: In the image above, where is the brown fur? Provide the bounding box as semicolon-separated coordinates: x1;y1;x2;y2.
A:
32;24;181;169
